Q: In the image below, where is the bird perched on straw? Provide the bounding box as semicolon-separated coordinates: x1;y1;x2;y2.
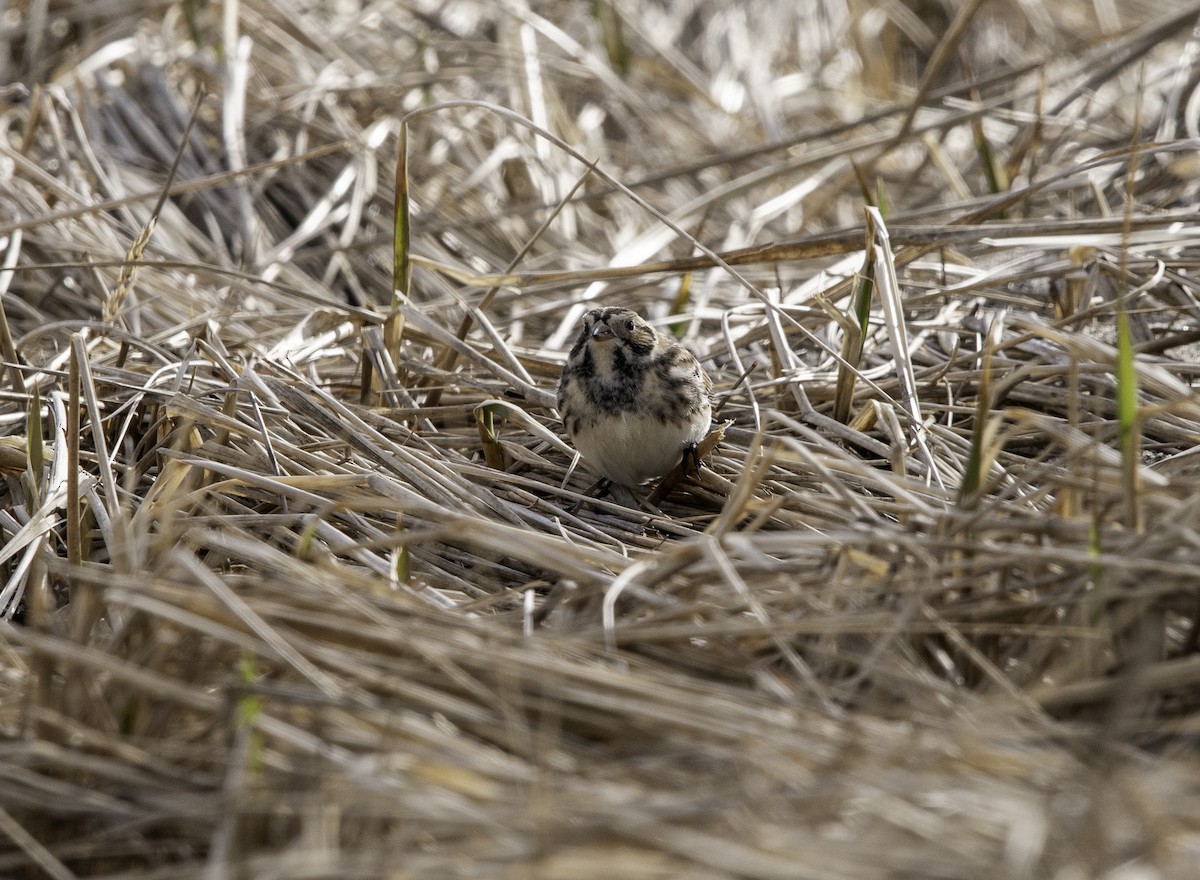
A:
557;307;713;489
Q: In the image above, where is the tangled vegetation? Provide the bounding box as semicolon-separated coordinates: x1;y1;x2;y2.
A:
2;1;1200;877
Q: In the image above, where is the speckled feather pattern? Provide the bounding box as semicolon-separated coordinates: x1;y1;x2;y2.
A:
557;307;713;487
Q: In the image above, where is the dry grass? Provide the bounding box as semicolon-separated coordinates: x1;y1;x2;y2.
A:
3;0;1200;877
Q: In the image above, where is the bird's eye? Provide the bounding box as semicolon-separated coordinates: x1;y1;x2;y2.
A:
624;319;636;332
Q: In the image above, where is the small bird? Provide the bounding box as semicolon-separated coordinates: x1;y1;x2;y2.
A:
557;307;713;488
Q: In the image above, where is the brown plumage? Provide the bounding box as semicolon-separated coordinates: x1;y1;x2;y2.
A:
556;307;713;487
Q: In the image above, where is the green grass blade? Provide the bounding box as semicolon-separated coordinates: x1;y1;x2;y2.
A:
832;255;873;424
393;123;411;305
853;257;874;338
27;383;42;489
592;0;631;77
668;274;693;338
394;514;411;585
958;314;1001;508
1115;296;1140;530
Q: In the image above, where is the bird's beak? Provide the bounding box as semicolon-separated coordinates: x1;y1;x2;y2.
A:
591;319;613;340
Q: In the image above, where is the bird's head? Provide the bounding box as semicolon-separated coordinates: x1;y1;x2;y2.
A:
582;308;656;356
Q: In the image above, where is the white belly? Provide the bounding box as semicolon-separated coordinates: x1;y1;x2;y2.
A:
571;408;709;486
